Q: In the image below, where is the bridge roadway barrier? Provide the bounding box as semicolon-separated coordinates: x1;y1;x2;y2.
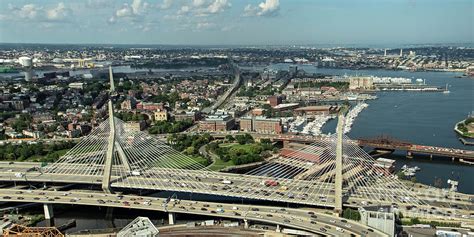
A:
0;189;388;237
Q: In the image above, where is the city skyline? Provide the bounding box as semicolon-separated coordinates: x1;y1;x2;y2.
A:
0;0;472;45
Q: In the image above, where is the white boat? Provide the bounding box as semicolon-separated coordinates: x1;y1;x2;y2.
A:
443;83;450;94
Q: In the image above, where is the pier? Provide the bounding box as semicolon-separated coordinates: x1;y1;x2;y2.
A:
459;137;474;146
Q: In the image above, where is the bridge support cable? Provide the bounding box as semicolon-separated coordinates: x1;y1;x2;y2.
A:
39;111;428;209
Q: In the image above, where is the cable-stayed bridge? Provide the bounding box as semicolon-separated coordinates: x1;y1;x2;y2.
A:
1;115;472;221
0;67;472;233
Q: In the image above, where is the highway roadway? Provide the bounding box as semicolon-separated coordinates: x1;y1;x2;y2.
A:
0;188;388;237
1;161;473;224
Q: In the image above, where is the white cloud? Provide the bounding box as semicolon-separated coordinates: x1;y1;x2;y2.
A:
5;2;73;23
175;0;231;17
244;0;280;17
192;0;206;7
159;0;174;10
177;5;191;15
18;4;41;20
207;0;231;14
115;0;149;18
196;21;215;30
116;5;134;17
46;2;72;21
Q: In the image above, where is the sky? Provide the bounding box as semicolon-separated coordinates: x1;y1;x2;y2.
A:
0;0;472;45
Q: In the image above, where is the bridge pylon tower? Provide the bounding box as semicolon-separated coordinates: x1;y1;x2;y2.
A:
334;112;345;215
101;66;131;193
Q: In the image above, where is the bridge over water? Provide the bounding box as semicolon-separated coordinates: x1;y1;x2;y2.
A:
1;67;473;236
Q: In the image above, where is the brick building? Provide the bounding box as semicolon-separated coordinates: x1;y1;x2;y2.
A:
200;114;235;132
239;116;283;134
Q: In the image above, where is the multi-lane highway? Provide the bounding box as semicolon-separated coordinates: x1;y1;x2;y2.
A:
1;161;473;224
0;188;387;237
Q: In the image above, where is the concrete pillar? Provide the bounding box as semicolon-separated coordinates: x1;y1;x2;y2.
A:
276;224;281;232
105;207;115;228
43;204;54;219
283;140;289;148
102;100;115;194
244;219;249;229
102;67;117;193
334;114;344;215
168;212;176;225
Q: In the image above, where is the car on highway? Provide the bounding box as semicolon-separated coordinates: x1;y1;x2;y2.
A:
320;227;327;232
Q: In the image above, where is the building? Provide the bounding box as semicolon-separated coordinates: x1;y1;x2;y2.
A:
200;113;235;132
240;116;283;134
154;109;168;121
267;95;283;107
18;56;33;67
359;206;395;237
68;82;84;90
349;76;374;90
136;102;164;111
117;217;159;237
174;111;198;122
374;158;396;175
121;97;137;110
22;130;43;139
124;121;146;131
294;105;339;116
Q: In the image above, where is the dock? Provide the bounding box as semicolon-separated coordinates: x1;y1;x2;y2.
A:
459;137;474;146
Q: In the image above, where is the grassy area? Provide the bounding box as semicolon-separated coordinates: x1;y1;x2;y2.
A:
155;154;209;169
208;158;235;171
455;120;474;138
27;149;69;162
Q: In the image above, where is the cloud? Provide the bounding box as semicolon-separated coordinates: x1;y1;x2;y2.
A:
175;0;231;17
5;2;73;23
46;2;72;21
115;0;149;18
18;4;41;20
158;0;174;10
86;0;112;8
196;21;216;30
207;0;231;14
244;0;280;17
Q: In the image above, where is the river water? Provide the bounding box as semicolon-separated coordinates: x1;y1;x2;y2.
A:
272;64;474;194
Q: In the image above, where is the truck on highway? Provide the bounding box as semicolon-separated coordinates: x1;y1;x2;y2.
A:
263;180;279;187
216;208;225;213
14;172;24;178
222;180;232;184
131;170;141;176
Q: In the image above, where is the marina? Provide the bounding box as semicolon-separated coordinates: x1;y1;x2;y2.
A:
343;102;369;134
